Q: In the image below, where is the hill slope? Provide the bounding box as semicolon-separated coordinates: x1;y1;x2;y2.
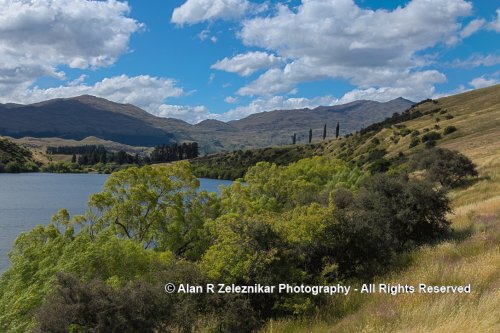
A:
0;137;36;170
257;84;500;332
0;96;412;153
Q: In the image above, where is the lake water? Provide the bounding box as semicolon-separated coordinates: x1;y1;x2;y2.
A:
0;173;233;273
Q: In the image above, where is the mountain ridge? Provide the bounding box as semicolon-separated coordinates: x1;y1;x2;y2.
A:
0;95;414;152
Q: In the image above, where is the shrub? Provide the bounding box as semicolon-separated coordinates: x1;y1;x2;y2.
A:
445;114;454;120
425;140;437;148
409;137;420;148
22;161;40;172
421;131;441;142
443;126;457;135
411;148;478;187
5;161;21;173
369;158;391;174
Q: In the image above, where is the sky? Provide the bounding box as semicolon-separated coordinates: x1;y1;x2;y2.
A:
0;0;499;124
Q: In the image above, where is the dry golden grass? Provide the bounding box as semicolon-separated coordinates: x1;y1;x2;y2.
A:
260;85;500;333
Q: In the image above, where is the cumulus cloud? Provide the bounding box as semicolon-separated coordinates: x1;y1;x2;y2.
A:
339;71;446;103
2;75;182;108
157;104;218;124
219;95;338;121
468;76;500;89
0;74;222;124
171;0;251;25
234;0;472;97
0;0;142;94
212;51;283;76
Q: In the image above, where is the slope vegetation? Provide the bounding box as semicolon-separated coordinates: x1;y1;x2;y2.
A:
259;85;500;332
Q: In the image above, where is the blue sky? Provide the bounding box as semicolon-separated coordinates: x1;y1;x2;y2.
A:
0;0;499;123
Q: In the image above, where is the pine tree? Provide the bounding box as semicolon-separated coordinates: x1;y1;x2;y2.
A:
309;128;312;143
336;122;340;139
323;124;327;140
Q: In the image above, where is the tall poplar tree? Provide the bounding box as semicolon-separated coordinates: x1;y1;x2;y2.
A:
309;128;312;143
336;122;340;139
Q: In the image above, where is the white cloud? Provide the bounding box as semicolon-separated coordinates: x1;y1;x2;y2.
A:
0;0;142;94
235;0;471;97
1;74;181;111
212;51;283;77
171;0;251;25
0;74;222;124
460;18;485;38
489;9;500;32
468;76;500;89
224;96;238;103
339;71;446;103
220;95;338;121
157;104;218;124
451;53;500;68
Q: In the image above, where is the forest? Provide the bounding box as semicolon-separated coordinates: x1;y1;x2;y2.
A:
0;146;478;332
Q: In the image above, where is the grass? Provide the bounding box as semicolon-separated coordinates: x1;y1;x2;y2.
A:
259;85;500;333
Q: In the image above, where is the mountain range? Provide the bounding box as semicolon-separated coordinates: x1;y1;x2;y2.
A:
0;95;414;153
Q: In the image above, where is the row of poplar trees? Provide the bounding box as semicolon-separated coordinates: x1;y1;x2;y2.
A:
292;122;340;145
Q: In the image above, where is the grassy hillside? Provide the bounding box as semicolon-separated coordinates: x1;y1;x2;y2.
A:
259;85;500;332
0;137;37;172
193;85;500;180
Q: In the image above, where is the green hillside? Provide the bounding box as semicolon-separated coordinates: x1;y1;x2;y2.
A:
258;85;500;332
192;84;500;181
0;85;498;332
0;137;37;172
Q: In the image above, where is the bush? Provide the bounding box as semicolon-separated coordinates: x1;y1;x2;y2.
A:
22;161;40;172
425;140;436;148
411;148;478;187
421;131;441;142
409;136;420;148
5;161;21;173
324;174;451;279
443;126;457;135
369;158;391;174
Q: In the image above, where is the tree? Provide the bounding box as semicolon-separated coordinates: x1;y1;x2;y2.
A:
411;148;478;187
335;122;340;138
308;128;312;143
71;154;76;163
87;162;219;258
323;124;327;140
292;133;296;145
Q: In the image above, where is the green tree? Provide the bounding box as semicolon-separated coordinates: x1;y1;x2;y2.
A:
323;124;327;140
308;128;312;143
335;122;340;138
411;148;478;187
87;163;219;259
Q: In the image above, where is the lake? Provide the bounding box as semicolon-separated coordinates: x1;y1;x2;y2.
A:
0;173;233;273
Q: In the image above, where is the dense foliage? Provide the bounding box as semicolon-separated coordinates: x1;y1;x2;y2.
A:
0;153;464;332
191;145;324;180
150;142;199;163
410;148;478;187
